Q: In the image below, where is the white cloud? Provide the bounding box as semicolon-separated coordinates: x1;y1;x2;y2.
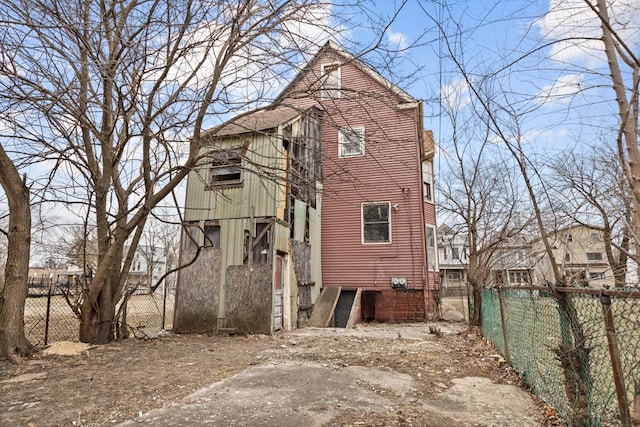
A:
536;73;584;106
387;31;409;50
537;0;640;65
441;77;472;111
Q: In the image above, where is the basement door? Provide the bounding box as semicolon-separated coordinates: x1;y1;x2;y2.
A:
274;254;285;331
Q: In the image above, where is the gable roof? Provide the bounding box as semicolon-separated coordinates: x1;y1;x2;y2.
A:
205;106;301;139
274;41;418;105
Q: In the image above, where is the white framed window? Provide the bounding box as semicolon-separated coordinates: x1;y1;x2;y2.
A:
422;160;434;203
426;225;437;271
447;271;461;281
362;202;391;244
589;272;606;280
208;150;242;187
591;232;601;242
320;62;341;99
451;247;460;260
338;126;365;158
586;252;603;261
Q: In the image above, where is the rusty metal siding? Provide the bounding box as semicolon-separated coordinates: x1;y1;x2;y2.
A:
184;132;284;222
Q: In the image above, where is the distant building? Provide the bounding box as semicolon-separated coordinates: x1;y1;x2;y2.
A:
530;224;613;287
438;228;468;296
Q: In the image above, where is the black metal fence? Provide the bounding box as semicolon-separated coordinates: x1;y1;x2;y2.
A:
25;283;175;346
482;286;640;426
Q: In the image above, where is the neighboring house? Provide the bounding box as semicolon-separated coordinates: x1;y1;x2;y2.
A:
438;228;469;295
490;235;535;286
531;224;613;287
127;244;174;294
175;106;323;334
276;41;438;322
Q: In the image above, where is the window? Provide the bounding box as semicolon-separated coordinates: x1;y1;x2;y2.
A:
565;253;571;262
517;250;525;262
442;247;448;260
338;127;365;158
566;233;573;242
589;272;606;280
203;223;221;249
182;222;200;251
362;202;390;243
447;271;461;281
509;271;530;284
451;247;460;260
591;232;601;242
426;225;437;271
320;63;341;99
422;160;434;203
587;252;603;261
208;150;242;187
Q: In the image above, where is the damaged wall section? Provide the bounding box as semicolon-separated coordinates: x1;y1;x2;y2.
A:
225;264;273;334
173;247;221;333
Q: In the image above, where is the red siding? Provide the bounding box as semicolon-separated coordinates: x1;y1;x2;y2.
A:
283;48;438;321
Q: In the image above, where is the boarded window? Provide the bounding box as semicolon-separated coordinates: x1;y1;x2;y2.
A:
339;126;365;158
362;202;390;243
209;150;242;186
320;63;341;99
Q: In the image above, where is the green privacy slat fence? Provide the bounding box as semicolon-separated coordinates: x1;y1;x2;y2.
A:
482;287;640;427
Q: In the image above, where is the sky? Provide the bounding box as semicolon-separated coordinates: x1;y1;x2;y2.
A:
344;0;639;157
3;0;640;263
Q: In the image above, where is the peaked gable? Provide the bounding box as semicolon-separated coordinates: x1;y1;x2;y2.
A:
275;41;417;105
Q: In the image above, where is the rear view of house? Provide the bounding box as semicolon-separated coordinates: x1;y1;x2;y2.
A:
277;42;439;323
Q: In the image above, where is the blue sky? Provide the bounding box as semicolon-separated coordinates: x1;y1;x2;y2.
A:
343;0;639;159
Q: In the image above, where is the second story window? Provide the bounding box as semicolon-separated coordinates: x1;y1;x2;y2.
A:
209;150;242;187
422;160;434;203
338;126;365;158
587;252;603;261
451;247;460;260
320;62;341;99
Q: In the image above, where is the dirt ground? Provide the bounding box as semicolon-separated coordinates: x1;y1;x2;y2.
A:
0;322;560;427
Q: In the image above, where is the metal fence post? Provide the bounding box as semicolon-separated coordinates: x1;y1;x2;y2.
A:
44;285;52;346
497;287;511;365
600;293;631;427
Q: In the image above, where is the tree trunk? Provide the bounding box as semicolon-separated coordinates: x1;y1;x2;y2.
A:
0;146;36;362
79;281;115;344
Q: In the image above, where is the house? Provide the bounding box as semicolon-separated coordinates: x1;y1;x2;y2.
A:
530;224;613;287
490;235;535;286
126;244;175;294
174;106;323;334
438;227;469;296
276;42;439;323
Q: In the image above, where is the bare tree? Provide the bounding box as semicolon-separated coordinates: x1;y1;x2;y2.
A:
548;146;632;286
0;0;364;345
0;145;36;361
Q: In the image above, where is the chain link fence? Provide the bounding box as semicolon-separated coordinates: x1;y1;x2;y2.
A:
24;284;175;346
482;286;640;426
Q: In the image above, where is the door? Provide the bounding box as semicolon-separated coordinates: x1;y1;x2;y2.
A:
274;254;284;331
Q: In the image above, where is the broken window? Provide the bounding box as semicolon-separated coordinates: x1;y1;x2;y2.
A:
362;202;390;243
182;222;200;252
338;126;364;158
208;149;242;187
203;223;221;249
320;63;341;99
